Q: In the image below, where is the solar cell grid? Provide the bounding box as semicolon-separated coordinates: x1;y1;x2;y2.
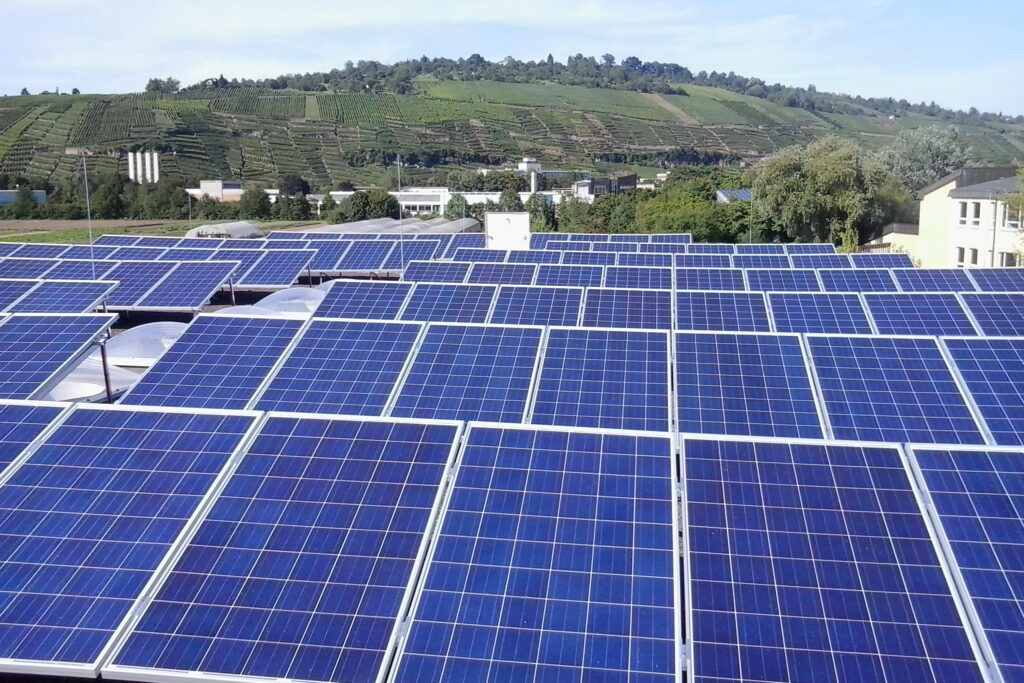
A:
965;268;1024;292
688;244;734;254
675;291;772;332
864;293;978;335
675;268;745;291
961;293;1024;335
0;258;59;278
745;269;821;292
489;285;583;327
136;261;238;310
676;332;823;438
254;319;422;415
263;239;311;249
402;261;471;284
208;249;265;278
0;400;65;474
178;238;226;249
42;260;117;281
732;254;792;269
109;246;168;260
400;284;496;323
582;288;673;330
675;254;733;269
466;263;537;285
7;280;115;314
768;292;874;334
59;245;117;260
102;261;177;307
851;253;915;268
942;337;1024;446
603;266;672;289
685;437;986;683
307;241;352;271
506;250;562;264
650;233;691;243
92;234;140;246
560;251;616;266
443;234;486;257
589;242;640;253
451;248;508;263
395;424;678;681
134;236;182;248
0;279;39;311
736;244;786;254
789;254;852;269
545;240;591;252
784;243;837;253
806;334;986;444
0;244;20;257
316;281;413;320
382;239;442;269
335;240;395;271
818;268;898;292
10;244;70;259
894;269;977;292
616;253;674;267
639;243;688;254
157;248;219;261
237;249;314;287
534;264;604;288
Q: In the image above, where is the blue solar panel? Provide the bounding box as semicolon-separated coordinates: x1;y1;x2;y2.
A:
120;315;303;409
688;244;734;254
0;258;59;278
530;233;553;249
651;233;691;243
208;249;265;277
335;240;395;271
382;239;443;269
961;293;1024;335
806;334;986;443
640;243;688;254
675;268;745;290
675;254;733;269
606;234;648;242
306;233;346;239
443;233;486;257
565;234;608;242
531;328;671;431
818;268;898;292
158;248;219;261
676;292;772;332
307;241;352;271
736;244;785;254
894;269;976;292
851;252;915;268
92;234;140;246
603;266;673;289
685;437;986;683
546;240;592;251
616;253;674;267
507;249;562;264
732;254;792;269
0;244;21;257
254;320;422;415
134;236;182;248
789;254;852;269
0;279;40;310
266;231;305;239
238;249;314;287
912;445;1024;682
451;248;508;263
392;324;542;422
317;281;413;320
0;405;256;672
10;244;70;258
60;245;117;259
590;242;639;253
136;262;237;310
769;293;873;334
784;243;837;253
109;246;167;260
676;333;823;438
402;261;470;283
178;238;226;248
400;284;496;323
395;424;678;682
534;264;604;287
745;269;821;292
865;293;978;335
42;259;117;280
560;251;616;265
966;268;1024;292
490;285;583;326
0;314;115;399
109;415;457;683
102;261;177;307
7;280;115;313
466;263;537;285
582;288;673;330
264;239;311;250
942;337;1024;446
0;401;64;474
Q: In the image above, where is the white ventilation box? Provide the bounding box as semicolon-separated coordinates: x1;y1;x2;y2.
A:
484;212;530;250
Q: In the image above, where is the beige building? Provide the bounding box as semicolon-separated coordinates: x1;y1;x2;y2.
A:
867;166;1021;267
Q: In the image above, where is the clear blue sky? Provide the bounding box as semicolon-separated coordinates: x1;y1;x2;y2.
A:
4;0;1022;115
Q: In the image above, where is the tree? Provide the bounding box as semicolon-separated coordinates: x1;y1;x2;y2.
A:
873;125;974;191
71;87;80;95
339;191;371;221
497;188;523;212
237;186;271;219
19;88;28;96
279;173;311;196
444;193;468;220
90;173;127;218
524;193;554;231
144;77;180;94
319;193;337;215
367;189;400;218
10;187;37;219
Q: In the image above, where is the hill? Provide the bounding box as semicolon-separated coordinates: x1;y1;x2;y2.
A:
2;75;1023;188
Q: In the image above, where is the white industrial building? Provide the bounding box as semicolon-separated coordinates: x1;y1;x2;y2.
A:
126;151;161;184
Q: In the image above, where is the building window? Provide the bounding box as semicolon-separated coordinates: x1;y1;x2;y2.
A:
959;202;968;225
1001;252;1018;267
956;247;965;265
1003;204;1022;230
971;202;981;226
970;248;979;265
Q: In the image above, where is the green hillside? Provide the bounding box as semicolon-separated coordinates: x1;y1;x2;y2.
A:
2;77;1022;188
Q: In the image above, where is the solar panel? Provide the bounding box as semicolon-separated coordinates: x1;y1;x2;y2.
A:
806;334;986;443
157;248;219;261
736;244;786;254
640;243;688;254
135;261;238;310
10;244;70;258
254;320;422;415
685;436;986;683
208;249;265;278
676;332;823;438
306;241;352;271
490;285;583;326
961;293;1024;335
0;400;65;474
768;293;874;334
316;281;413;320
451;248;508;263
107;414;459;683
0;279;39;311
119;315;304;409
789;253;853;269
546;240;591;251
0;314;115;399
675;254;733;269
531;327;671;431
965;268;1024;292
92;234;140;246
732;254;792;269
688;244;734;254
42;259;117;280
402;261;470;284
606;234;648;242
266;231;306;239
676;292;772;332
394;424;678;682
506;249;562;264
535;264;604;287
178;238;226;249
443;233;486;257
530;233;553;249
0;258;59;278
382;239;442;269
560;251;616;265
392;323;543;422
784;243;837;253
263;239;311;249
616;253;674;267
818;268;899;292
675;268;745;290
942;337;1024;445
851;252;915;268
237;249;314;287
134;236;183;248
0;244;21;257
109;246;167;260
565;234;608;242
102;261;177;307
466;263;537;285
335;240;395;271
911;445;1024;682
60;245;117;259
651;232;691;242
400;284;496;323
893;269;976;292
582;288;673;330
603;266;673;289
590;242;640;253
745;269;821;292
864;293;978;335
7;280;115;313
0;405;257;675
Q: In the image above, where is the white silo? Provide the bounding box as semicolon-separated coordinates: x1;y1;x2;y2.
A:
151;151;160;183
127;152;136;181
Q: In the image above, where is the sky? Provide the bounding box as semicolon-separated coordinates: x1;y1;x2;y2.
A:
3;0;1022;115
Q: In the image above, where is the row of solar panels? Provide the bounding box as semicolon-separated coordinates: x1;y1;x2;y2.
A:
113;312;1024;448
404;262;1018;292
265;229;694;247
0;402;1021;682
533;237;832;253
0;259;240;310
0;279;116;314
448;249;912;268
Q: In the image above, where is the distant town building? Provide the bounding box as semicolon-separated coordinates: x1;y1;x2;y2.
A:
328;187;570;215
715;188;753;203
478;157;589;181
0;189;46;205
186;180;245;202
572;173;637;199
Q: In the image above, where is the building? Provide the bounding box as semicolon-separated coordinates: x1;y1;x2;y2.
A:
864;166;1021;267
186;180;245;202
478;157;588;180
327;187;570;216
572;173;637;199
0;189;47;206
